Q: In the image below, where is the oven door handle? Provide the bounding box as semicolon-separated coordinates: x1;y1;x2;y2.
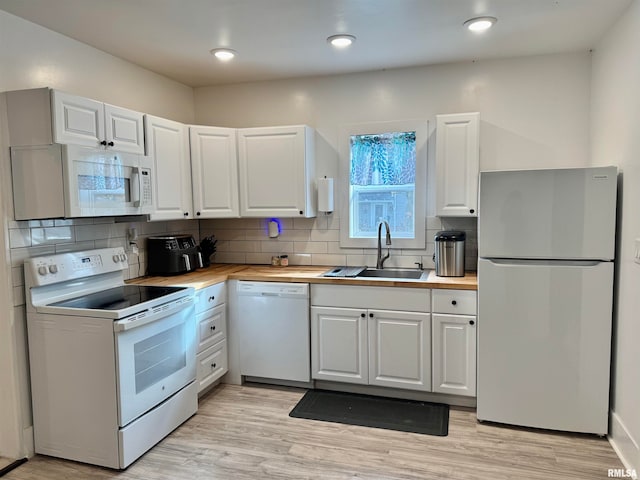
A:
113;296;194;332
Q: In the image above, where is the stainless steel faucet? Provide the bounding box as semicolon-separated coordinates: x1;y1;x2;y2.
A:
376;220;392;269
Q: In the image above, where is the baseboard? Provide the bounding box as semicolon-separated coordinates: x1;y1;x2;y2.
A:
609;411;640;474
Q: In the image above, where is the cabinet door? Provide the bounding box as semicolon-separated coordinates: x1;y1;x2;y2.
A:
104;104;144;154
311;306;368;384
432;314;476;397
435;112;479;217
52;90;104;147
145;115;193;220
368;310;431;391
190;126;239;218
237;125;315;217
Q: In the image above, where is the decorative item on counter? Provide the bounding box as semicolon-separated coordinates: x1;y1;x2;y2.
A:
199;235;217;267
270;255;289;267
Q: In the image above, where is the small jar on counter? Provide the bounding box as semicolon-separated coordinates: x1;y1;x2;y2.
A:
279;255;289;267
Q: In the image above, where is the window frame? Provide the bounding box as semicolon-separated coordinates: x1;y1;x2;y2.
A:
339;119;428;249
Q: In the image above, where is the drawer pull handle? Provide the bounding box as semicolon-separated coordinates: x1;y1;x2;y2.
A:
451;300;457;306
369;313;374;318
211;363;217;368
469;320;475;326
360;313;365;318
209;296;215;301
210;325;216;331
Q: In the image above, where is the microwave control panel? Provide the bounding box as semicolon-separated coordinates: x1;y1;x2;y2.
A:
141;168;152;206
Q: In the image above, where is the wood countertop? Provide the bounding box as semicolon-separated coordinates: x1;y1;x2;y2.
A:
127;264;477;291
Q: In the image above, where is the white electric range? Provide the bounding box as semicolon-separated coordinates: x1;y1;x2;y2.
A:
25;247;197;469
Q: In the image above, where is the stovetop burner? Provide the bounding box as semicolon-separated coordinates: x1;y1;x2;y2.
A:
49;285;187;311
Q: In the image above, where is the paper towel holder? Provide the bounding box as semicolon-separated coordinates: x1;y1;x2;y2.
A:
317;176;334;214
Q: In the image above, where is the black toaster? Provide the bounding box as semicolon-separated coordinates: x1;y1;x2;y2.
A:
147;235;203;275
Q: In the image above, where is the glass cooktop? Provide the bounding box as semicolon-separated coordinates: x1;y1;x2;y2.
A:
49;285;187;311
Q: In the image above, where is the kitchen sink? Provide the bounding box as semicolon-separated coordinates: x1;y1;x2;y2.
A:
356;268;427;280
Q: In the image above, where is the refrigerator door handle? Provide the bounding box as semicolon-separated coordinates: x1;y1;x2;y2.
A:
485;259;606;267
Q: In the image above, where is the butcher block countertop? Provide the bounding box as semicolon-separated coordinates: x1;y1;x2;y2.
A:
127;264;477;291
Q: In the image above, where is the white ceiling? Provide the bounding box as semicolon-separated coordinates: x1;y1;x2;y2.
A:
0;0;633;88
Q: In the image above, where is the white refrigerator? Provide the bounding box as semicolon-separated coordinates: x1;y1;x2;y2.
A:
477;166;617;435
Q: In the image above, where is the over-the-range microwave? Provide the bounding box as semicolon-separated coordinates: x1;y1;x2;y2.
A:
11;144;153;219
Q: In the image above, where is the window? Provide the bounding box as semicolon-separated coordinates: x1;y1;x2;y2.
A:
339;120;427;249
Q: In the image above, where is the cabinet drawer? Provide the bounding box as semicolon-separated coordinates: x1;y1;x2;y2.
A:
197;304;226;352
311;284;430;312
195;282;226;314
197;339;228;393
432;289;477;315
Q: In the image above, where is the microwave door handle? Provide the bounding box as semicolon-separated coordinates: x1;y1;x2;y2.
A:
182;254;191;271
131;167;141;207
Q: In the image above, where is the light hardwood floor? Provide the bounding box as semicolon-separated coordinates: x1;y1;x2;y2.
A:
5;384;623;479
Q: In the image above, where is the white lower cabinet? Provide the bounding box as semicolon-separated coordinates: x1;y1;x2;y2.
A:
310;285;432;392
368;310;431;391
431;290;477;397
194;283;228;393
311;306;368;384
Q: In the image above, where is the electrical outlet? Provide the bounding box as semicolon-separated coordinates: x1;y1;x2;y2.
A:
635;238;640;265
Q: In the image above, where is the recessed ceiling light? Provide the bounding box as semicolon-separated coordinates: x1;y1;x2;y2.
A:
327;34;356;48
463;16;497;32
210;48;237;61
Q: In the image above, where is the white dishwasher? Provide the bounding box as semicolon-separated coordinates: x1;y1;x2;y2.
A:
237;281;310;382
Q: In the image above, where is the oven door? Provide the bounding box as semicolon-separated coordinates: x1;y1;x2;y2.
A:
114;298;195;427
62;144;153;217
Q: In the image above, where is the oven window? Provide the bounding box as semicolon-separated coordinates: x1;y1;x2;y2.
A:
133;323;186;394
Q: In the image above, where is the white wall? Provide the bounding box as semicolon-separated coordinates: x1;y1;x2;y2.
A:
591;0;640;472
0;10;194;123
0;10;195;459
195;52;591;172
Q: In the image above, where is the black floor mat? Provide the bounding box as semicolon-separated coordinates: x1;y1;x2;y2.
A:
289;389;449;436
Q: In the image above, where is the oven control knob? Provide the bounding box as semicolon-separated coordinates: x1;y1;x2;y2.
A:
120;253;127;262
37;266;47;276
48;264;58;274
113;255;120;263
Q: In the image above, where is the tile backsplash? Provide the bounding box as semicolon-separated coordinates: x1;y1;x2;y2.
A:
8;214;477;307
8;217;198;307
200;215;478;271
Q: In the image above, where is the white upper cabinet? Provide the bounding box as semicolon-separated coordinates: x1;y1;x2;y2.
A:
6;88;144;154
145;115;193;221
237;125;316;217
435;112;479;217
189;126;239;218
52;90;144;154
103;103;145;154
